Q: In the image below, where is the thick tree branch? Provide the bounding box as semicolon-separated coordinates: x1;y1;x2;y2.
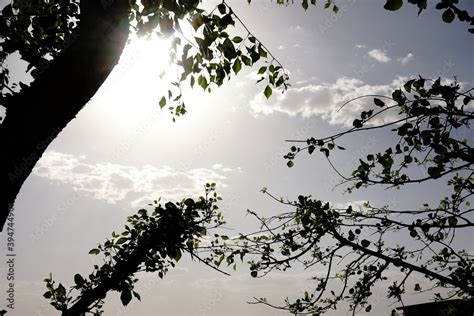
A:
330;228;468;291
0;0;130;230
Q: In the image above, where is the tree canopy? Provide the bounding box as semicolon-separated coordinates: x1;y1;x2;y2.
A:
1;0;474;230
40;77;473;315
217;78;473;314
0;0;473;315
42;184;225;315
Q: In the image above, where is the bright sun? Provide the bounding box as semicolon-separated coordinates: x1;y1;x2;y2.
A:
115;33;173;88
123;34;172;75
91;30;211;133
93;34;174;122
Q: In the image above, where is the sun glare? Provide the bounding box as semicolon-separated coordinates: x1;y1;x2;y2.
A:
124;34;172;75
93;34;173;122
91;29;213;137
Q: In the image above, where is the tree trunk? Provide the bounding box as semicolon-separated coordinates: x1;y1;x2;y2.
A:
0;1;130;230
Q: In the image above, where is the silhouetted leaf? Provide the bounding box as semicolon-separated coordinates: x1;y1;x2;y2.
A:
264;85;272;99
88;248;100;255
120;289;132;306
384;0;402;11
374;98;385;107
74;274;85;287
133;291;141;301
115;237;128;245
159;96;166;108
302;0;309;11
352;119;363;128
232;36;243;43
217;3;226;14
442;9;455;23
232;58;242;74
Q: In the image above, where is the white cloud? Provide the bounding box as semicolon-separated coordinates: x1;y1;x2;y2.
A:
295;76;318;86
212;163;223;170
212;163;242;173
367;49;391;63
246;71;261;81
355;44;366;48
33;151;233;207
249;76;406;127
234;81;247;88
398;52;414;66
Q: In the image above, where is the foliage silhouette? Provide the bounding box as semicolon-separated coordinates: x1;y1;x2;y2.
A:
1;0;472;230
211;78;473;314
0;0;471;314
42;184;227;315
0;0;290;229
40;81;473;314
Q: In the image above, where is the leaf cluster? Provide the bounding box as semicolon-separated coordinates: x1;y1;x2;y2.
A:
132;1;290;120
384;0;474;33
286;78;473;191
0;1;80;93
214;78;474;314
43;184;225;315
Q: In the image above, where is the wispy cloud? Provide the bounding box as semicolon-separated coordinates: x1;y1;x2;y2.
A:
367;49;391;63
398;52;414;66
212;163;242;173
33;151;235;207
355;44;366;48
249;77;407;127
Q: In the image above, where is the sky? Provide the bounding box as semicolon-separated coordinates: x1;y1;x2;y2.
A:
0;0;473;315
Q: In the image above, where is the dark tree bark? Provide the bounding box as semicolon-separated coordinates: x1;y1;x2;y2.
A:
64;246;148;315
0;1;130;230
